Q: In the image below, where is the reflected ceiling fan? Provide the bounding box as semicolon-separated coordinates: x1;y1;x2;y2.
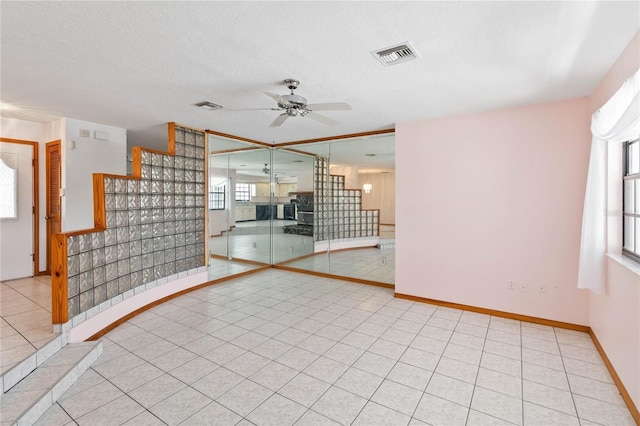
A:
261;79;351;127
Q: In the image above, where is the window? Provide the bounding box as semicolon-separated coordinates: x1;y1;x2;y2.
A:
0;153;18;219
623;139;640;261
209;185;225;210
235;183;254;202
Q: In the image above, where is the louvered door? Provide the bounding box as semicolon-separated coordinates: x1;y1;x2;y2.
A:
46;140;61;274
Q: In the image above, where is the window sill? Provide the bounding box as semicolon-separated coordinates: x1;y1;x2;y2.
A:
606;253;640;276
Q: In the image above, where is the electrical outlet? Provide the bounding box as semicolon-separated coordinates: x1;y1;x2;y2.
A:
252;242;257;248
289;246;294;253
381;257;386;265
520;282;527;292
508;281;516;290
538;284;545;293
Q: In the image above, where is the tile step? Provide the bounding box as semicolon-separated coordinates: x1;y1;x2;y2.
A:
0;341;103;426
1;334;65;394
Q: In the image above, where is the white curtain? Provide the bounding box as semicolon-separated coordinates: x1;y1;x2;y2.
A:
578;69;640;293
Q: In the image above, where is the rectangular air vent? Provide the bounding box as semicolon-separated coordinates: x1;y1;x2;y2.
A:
372;42;419;66
195;101;223;110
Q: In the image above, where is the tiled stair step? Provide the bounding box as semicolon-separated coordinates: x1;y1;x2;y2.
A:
1;341;103;426
1;334;65;394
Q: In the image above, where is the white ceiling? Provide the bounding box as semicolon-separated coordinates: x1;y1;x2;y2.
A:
1;1;638;150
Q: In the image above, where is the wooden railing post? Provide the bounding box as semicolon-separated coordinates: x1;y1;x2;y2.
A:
51;233;68;324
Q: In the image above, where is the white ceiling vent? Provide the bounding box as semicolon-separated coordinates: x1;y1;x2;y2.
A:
372;42;419;66
195;101;223;110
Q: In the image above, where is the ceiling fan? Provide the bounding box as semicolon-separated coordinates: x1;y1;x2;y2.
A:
262;79;351;127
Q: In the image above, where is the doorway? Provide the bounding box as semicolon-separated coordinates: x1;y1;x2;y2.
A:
0;139;38;280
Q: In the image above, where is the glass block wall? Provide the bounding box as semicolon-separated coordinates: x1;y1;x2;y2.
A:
62;125;206;320
313;156;379;242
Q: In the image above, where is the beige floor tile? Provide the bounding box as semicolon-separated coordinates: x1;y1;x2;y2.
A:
24;270;634;426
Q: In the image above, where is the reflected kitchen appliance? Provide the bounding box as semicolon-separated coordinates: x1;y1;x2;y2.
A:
294;194;313;226
284;203;295;220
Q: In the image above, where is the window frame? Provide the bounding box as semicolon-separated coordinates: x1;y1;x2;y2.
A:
622;139;640;263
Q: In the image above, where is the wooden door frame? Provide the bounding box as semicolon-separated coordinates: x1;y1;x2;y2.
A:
0;137;40;276
45;140;62;275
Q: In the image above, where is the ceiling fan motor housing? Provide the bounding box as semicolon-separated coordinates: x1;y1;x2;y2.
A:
280;94;307;109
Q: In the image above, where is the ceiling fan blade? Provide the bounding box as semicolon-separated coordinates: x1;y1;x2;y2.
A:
224;107;281;111
269;113;289;127
263;91;292;107
305;102;351;111
305;112;338;126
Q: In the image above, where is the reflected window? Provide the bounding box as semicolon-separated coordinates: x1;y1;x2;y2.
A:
209;176;226;210
209;185;225;210
235;183;255;202
0;153;18;219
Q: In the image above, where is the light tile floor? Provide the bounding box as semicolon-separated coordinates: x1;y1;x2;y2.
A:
0;275;56;375
35;269;634;425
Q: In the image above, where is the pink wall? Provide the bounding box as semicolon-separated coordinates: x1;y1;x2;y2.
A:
396;97;592;325
588;31;640;411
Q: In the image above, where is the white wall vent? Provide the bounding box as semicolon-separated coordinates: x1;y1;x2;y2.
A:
372;42;419;66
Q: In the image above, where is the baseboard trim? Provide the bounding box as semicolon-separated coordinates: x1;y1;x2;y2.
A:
589;329;640;424
394;292;589;332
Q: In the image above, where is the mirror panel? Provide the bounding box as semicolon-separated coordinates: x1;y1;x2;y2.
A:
279;134;395;284
229;148;272;263
271;148;315;263
208;136;270;279
207;132;395;285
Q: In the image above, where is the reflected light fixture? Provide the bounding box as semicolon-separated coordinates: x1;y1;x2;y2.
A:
363;183;372;193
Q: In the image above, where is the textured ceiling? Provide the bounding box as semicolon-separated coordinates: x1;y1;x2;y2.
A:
1;1;638;150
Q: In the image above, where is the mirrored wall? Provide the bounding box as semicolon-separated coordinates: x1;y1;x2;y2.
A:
207;132;395;285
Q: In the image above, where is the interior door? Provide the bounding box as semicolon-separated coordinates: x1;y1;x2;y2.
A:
0;141;34;280
46;140;62;274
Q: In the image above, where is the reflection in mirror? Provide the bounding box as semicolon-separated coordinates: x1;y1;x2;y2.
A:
208;135;269;279
207;132;395;286
271;149;315;263
277;134;395;285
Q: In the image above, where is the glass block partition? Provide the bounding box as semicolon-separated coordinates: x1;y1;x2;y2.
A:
52;124;206;324
313;156;379;242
